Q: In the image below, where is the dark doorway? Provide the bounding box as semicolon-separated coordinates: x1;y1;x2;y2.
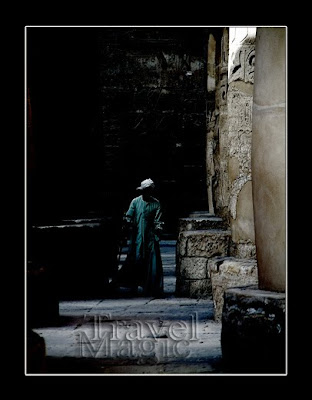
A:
27;27;209;234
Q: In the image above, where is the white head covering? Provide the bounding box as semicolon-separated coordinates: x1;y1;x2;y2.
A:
136;178;155;190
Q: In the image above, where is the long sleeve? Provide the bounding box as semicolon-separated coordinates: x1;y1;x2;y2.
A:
154;204;164;238
125;199;136;223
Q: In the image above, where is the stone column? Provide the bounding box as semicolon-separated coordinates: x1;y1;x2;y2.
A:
221;28;286;373
212;28;229;220
251;28;286;292
206;33;216;215
227;27;257;259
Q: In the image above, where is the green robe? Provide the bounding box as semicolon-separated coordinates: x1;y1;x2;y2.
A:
125;195;164;296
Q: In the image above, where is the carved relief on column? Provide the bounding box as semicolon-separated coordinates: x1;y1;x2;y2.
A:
227;27;256;258
206;109;216;215
219;28;229;107
213;28;229;219
228;27;256;84
245;48;255;83
207;34;216;93
227;89;253;217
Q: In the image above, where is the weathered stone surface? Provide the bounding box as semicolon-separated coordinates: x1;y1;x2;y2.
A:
177;278;212;299
176;228;231;299
176;232;188;258
230;181;255;248
230;240;256;259
226;28;256;259
207;28;257;257
221;286;286;373
185;230;231;258
208;256;258;321
179;216;226;232
228;27;256;84
180;257;208;280
189;279;212;299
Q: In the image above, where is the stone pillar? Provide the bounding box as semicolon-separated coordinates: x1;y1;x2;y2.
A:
251;28;286;292
227;27;257;259
211;28;230;220
221;28;286;373
206;34;216;215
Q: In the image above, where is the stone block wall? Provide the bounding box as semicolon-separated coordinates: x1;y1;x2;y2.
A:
176;222;231;298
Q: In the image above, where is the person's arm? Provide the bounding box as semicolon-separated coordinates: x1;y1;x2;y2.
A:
125;198;136;224
154;204;164;240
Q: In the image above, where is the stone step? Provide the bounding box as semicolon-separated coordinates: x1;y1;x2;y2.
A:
179;216;226;232
188;211;212;218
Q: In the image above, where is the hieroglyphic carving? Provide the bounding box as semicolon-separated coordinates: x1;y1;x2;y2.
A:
228;89;253;131
207;34;216;93
227;87;253;219
221;28;229;68
228;28;256;84
228;46;256;84
219;73;228;106
228;130;252;175
206;128;216;215
228;88;253;176
229;48;245;82
245;48;255;83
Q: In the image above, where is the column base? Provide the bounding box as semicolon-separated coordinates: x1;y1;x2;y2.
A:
221;286;286;373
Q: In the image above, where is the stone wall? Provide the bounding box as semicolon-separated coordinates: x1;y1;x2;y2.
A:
176;219;231;298
27;27;211;233
96;28;210;230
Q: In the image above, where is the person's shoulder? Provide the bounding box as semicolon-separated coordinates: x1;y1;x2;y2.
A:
132;195;142;202
151;196;160;204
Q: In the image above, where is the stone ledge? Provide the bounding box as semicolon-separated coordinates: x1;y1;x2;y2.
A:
179;216;226;232
208;256;258;321
221;286;286;373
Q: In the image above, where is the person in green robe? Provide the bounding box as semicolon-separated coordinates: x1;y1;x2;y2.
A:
118;178;164;297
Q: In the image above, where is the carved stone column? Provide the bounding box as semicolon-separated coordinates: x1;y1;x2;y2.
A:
227;27;257;259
